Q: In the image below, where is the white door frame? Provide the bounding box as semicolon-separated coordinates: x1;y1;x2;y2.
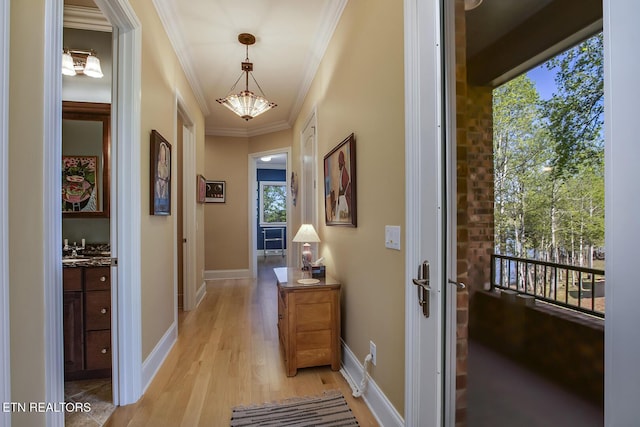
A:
43;1;65;425
45;2;143;424
175;96;199;311
249;148;292;277
404;0;455;425
0;1;10;426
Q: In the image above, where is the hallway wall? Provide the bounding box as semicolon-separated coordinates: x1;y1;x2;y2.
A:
291;0;406;413
204;129;292;273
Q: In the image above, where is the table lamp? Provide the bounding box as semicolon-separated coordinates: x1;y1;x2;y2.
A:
292;224;320;270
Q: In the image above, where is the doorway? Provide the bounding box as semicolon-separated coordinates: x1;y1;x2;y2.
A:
250;149;291;277
61;17;116;426
46;1;144;424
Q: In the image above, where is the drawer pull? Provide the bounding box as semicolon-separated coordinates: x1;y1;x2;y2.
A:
101;347;108;354
100;276;107;282
100;308;108;314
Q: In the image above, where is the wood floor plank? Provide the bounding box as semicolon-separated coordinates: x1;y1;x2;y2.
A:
104;258;379;426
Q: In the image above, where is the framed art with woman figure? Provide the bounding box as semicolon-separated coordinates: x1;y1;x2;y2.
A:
324;133;356;226
150;130;171;215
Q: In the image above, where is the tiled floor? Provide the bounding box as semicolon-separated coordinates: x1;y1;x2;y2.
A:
64;379;115;427
467;340;604;426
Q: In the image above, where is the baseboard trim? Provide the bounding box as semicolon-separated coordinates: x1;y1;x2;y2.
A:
204;269;251;280
341;341;404;427
141;321;177;393
195;281;206;307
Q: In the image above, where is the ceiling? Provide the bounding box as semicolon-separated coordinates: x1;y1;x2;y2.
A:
65;0;602;135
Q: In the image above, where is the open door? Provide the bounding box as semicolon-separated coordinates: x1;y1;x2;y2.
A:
404;0;456;425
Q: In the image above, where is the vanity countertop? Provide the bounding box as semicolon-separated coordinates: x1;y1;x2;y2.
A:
62;256;112;268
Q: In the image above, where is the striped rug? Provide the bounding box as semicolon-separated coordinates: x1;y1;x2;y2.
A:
230;390;359;426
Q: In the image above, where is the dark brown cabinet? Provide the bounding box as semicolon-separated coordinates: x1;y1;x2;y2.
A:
63;266;111;380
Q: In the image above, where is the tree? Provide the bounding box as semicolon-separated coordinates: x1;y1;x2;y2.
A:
543;33;604;177
493;33;604;269
493;74;548;257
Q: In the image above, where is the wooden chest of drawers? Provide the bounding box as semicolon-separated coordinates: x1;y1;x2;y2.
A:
63;266;112;380
274;267;341;376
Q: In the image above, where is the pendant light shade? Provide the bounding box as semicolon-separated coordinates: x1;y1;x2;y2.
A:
216;33;277;121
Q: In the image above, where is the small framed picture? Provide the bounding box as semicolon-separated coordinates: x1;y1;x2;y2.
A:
206;180;226;203
150;130;171;215
197;174;206;204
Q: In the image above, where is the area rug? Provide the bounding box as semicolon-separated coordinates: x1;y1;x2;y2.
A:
230;390;359;426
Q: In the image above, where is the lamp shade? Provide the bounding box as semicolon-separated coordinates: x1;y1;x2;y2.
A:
292;224;320;243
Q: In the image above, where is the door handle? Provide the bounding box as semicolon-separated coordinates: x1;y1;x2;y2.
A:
448;279;466;289
412;261;430;318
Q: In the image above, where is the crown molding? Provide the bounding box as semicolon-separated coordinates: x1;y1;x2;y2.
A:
287;0;348;125
64;5;112;32
152;0;210;116
206;120;291;138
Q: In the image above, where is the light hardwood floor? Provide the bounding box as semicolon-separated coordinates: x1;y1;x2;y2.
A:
105;258;379;426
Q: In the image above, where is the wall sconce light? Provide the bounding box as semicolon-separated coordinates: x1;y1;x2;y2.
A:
216;33;277;121
292;224;321;270
62;48;104;78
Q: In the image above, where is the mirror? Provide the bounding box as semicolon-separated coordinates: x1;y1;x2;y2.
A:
62;101;110;218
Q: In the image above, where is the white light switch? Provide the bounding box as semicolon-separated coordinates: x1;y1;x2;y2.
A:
385;225;401;250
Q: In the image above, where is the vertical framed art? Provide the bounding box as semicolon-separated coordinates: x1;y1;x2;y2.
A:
150;130;171;215
324;133;356;226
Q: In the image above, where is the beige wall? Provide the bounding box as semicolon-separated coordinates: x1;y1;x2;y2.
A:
8;1;47;425
8;1;206;423
291;0;406;412
204;129;292;271
204;135;250;270
131;0;206;359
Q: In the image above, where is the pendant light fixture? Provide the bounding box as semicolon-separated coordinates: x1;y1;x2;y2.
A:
216;33;277;121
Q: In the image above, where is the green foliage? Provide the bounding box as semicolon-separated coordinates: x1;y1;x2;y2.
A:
262;184;286;223
543;33;604;177
493;33;604;266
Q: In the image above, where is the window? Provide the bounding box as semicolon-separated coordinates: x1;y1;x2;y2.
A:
259;181;286;226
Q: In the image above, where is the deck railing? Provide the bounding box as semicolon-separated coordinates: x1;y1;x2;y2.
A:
491;254;605;318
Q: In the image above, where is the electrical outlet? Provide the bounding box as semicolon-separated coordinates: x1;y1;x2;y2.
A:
369;340;377;366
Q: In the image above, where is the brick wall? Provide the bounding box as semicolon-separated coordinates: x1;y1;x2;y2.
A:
454;0;469;424
466;85;494;292
455;1;496;423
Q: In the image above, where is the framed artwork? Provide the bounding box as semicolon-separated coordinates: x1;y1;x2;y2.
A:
197;174;206;204
62;101;110;218
206;180;226;203
324;133;357;227
62;155;99;213
150;130;172;215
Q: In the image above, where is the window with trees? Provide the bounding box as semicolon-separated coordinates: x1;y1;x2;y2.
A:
259;181;287;226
